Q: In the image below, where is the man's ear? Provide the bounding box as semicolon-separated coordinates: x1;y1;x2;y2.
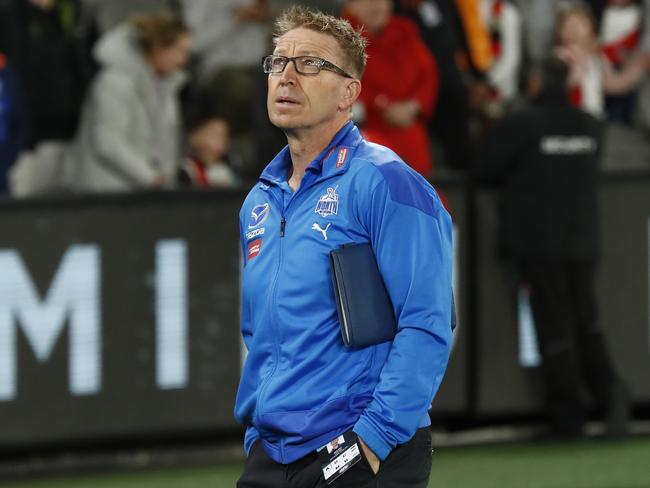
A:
340;79;362;111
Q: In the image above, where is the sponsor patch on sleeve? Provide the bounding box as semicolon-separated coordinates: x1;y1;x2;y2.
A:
247;238;263;260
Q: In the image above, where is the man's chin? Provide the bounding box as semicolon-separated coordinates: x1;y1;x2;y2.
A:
269;115;302;132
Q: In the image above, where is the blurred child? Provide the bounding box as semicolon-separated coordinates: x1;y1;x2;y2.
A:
555;4;649;118
178;114;240;188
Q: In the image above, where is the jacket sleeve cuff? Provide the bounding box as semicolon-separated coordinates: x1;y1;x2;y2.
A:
353;417;392;461
244;426;260;456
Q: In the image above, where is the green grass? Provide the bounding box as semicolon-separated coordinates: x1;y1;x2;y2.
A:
3;438;650;488
432;438;650;488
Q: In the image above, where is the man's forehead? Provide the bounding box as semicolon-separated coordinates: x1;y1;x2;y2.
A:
274;28;341;58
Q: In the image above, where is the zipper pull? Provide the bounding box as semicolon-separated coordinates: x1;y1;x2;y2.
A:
280;217;286;237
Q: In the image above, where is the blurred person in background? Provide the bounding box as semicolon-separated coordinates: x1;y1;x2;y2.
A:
636;0;650;129
181;0;340;95
342;0;440;177
601;0;644;68
452;0;500;140
456;0;523;134
480;0;522;108
555;3;649;118
586;0;609;22
643;0;650;50
520;0;607;67
63;10;190;193
178;110;240;188
452;0;494;83
0;52;27;197
394;0;473;171
0;0;95;148
81;0;177;34
477;56;630;439
519;0;561;65
600;0;645;122
180;0;271;138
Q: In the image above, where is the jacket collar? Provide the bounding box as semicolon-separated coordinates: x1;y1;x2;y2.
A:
259;121;363;187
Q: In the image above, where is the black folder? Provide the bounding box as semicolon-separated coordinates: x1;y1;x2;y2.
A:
329;242;457;349
329;243;397;348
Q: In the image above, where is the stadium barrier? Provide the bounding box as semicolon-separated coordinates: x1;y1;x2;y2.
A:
0;171;648;451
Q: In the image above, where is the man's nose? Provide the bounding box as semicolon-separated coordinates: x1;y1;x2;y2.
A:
278;60;298;84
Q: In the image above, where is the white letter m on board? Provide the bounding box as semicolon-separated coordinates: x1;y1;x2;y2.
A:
0;246;101;401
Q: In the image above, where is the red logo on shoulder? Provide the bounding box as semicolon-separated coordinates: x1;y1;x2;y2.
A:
336;148;348;168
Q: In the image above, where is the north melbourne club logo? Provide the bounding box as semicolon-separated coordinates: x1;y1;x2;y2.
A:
248;203;270;228
314;187;339;218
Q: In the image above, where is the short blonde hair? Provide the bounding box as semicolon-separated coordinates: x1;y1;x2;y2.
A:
273;6;367;78
555;4;597;42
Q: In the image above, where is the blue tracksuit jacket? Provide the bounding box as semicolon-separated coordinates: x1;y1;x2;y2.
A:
235;122;453;464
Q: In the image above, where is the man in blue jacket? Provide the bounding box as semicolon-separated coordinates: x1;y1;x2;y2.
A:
235;6;453;487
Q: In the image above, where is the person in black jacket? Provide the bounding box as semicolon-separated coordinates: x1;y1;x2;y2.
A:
478;56;629;439
0;0;96;147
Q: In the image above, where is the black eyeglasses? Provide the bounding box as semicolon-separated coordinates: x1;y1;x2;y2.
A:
262;55;354;79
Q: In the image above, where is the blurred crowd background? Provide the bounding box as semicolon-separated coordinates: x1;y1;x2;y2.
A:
0;0;648;197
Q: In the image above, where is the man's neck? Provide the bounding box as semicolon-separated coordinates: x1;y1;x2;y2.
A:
285;118;349;191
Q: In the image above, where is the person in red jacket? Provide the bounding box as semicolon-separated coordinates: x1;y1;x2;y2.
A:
342;0;439;177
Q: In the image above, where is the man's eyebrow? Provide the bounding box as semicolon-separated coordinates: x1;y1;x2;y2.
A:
271;51;324;58
294;47;326;57
272;43;333;58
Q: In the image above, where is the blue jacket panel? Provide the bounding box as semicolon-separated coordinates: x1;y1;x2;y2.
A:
0;57;27;194
235;122;453;464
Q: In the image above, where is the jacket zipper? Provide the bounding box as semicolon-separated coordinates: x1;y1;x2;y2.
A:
252;175;319;462
253;191;284;430
254;188;299;453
